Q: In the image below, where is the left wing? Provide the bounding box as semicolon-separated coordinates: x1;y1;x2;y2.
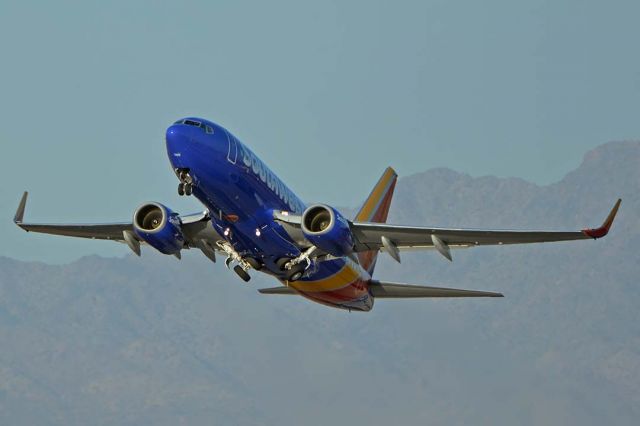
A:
274;199;621;261
350;199;621;254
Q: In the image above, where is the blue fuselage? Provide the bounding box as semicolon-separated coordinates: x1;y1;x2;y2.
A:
165;118;373;311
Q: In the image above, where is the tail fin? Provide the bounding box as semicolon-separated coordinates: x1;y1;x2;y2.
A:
355;167;398;274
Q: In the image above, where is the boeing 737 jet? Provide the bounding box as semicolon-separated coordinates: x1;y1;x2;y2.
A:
14;118;621;311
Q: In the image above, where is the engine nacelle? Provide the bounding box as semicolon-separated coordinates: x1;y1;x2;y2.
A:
301;204;354;257
133;202;184;255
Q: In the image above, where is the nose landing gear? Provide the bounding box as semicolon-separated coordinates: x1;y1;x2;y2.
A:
176;169;193;196
177;182;192;196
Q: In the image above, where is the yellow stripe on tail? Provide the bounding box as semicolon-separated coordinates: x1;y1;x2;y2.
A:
355;167;398;273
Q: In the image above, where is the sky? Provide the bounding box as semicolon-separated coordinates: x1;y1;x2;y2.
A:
1;0;639;263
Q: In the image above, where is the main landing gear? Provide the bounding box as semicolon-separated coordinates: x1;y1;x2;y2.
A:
233;265;251;282
176;169;193;196
217;241;253;282
277;246;317;282
214;240;314;284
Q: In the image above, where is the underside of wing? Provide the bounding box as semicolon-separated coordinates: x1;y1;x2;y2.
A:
272;199;621;263
12;192;224;262
352;223;589;249
351;199;621;254
369;280;503;298
14;192;134;241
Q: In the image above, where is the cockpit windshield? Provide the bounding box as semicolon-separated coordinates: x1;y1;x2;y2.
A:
173;119;213;134
184;119;202;127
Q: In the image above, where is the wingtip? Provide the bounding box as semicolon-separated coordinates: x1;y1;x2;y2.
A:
14;191;28;225
582;198;621;239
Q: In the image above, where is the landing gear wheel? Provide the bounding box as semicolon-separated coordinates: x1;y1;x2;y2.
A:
289;271;303;282
245;257;263;271
285;264;306;282
276;257;292;271
233;265;251;282
177;169;193;196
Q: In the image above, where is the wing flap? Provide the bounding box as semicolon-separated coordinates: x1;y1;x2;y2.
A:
369;280;503;298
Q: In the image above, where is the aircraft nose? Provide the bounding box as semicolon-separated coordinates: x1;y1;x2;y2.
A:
166;124;182;147
165;124;189;166
166;124;191;150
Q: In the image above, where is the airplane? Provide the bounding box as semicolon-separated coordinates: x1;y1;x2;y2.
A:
13;117;621;312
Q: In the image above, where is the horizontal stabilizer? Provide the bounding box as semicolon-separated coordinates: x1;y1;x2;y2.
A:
258;286;298;295
369;280;503;298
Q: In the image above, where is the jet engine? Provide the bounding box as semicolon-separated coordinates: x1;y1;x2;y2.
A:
133;202;185;255
301;204;354;257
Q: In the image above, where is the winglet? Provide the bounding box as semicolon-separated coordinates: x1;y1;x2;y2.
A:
582;198;621;239
14;191;28;225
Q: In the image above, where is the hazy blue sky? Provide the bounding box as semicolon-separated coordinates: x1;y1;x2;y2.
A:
1;0;639;262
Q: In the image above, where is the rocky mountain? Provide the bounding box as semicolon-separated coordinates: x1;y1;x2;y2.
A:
0;141;638;425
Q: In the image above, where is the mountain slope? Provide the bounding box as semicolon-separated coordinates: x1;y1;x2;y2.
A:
1;141;638;426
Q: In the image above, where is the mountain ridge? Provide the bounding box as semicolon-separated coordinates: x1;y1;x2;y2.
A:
1;140;638;425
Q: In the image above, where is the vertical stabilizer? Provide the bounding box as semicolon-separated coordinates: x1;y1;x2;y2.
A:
354;167;397;274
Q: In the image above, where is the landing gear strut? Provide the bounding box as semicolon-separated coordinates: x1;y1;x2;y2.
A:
176;169;193;196
217;240;253;283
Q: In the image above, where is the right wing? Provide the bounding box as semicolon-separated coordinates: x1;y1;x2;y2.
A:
13;192;222;259
14;192;133;241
